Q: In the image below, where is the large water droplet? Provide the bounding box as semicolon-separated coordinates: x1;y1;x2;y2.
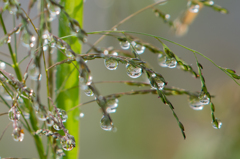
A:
61;135;75;151
12;127;24;142
199;94;210;105
104;58;118;70
211;119;222;129
119;41;130;50
126;64;142;78
100;115;113;131
83;86;94;96
53;124;60;131
0;62;6;70
151;74;165;90
106;98;118;113
158;55;177;68
28;64;41;81
8;107;21;121
47;2;61;21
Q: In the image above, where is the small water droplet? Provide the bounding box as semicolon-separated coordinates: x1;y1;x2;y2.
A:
103;50;109;55
189;96;204;110
79;74;92;86
47;2;61;21
83;86;94;96
104;58;118;70
0;62;6;70
187;2;200;13
126;64;142;78
57;108;68;123
61;135;75;151
8;107;21;121
199;94;210;105
43;39;49;51
151;74;165;90
15;26;21;34
36;108;48;121
135;44;146;54
6;36;11;43
211;119;222;129
79;113;84;118
158;55;177;68
28;64;41;81
46;118;54;127
165;14;171;20
100;115;113;131
9;4;17;15
12;127;24;142
119;41;130;50
53;124;60;130
106;98;118;113
42;30;50;39
21;30;36;48
65;49;73;58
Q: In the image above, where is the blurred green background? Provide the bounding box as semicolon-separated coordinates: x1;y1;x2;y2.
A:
0;0;240;158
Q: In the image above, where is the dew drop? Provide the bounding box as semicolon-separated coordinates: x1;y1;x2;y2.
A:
6;36;11;43
158;55;177;68
65;49;73;58
135;44;146;54
8;107;21;122
21;30;36;48
104;58;118;70
79;113;84;118
43;39;49;51
106;98;118;113
151;74;165;90
126;64;142;78
119;41;130;50
189;96;204;110
28;64;41;81
36;108;48;121
12;127;24;142
199;94;210;105
47;2;61;21
187;2;200;13
53;124;60;131
100;115;113;131
57;108;68;123
0;62;6;70
61;135;75;151
211;119;222;129
83;86;94;96
46;118;54;127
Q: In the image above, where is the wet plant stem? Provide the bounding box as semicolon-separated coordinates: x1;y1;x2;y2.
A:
57;0;84;158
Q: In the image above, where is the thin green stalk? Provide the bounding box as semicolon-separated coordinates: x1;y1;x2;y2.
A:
0;9;46;159
57;0;84;158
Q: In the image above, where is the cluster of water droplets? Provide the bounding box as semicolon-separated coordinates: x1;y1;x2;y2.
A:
104;51;119;70
158;54;177;68
189;94;210;110
47;1;61;21
126;64;142;78
187;1;201;13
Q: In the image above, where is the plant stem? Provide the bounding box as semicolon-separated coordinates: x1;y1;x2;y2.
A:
57;0;84;158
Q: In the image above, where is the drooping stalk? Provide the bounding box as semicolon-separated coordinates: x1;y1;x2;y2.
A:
57;0;84;158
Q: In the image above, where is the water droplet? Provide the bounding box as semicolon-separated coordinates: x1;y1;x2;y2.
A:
79;113;84;118
189;96;204;110
103;50;109;55
28;64;41;81
79;75;92;86
15;26;21;34
8;107;21;121
65;49;73;58
158;55;177;68
57;108;68;123
205;1;214;5
100;115;113;131
135;44;146;54
47;2;61;21
83;86;94;96
151;74;165;90
106;98;118;113
104;58;118;70
21;30;36;48
187;1;200;13
36;108;48;121
119;41;130;50
42;30;50;39
56;149;65;158
53;124;60;130
61;135;75;151
165;14;171;20
211;119;222;129
12;127;24;142
9;4;17;15
199;94;210;105
46;118;54;127
6;36;11;43
126;64;142;78
0;62;6;70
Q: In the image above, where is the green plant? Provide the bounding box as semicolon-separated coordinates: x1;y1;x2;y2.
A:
0;0;239;158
